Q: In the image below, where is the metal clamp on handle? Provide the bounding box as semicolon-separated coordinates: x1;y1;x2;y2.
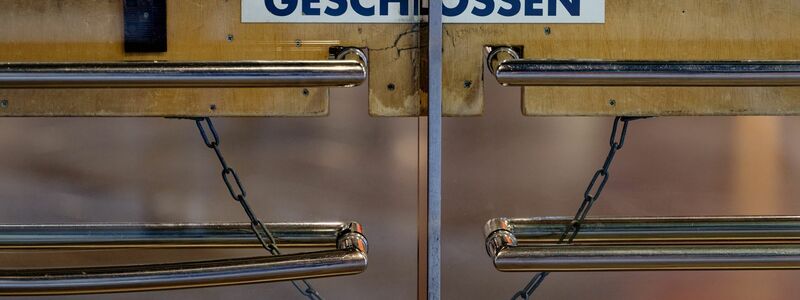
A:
0;222;368;295
485;216;800;272
0;48;367;88
486;47;800;86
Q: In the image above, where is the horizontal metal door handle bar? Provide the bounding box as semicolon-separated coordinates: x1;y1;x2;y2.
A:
0;249;367;295
486;47;800;87
495;60;800;86
493;244;800;272
0;222;367;295
485;216;800;245
485;216;800;271
0;222;357;249
0;58;366;88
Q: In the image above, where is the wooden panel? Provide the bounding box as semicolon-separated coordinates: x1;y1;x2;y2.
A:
444;0;800;116
0;1;421;117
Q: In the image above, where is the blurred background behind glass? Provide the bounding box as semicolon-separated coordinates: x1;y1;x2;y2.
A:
442;74;800;300
2;77;800;299
0;85;419;299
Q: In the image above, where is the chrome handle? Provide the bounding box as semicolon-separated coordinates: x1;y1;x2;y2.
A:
485;216;800;272
493;244;800;272
487;47;800;87
0;222;368;295
0;48;367;88
0;223;355;249
0;249;366;296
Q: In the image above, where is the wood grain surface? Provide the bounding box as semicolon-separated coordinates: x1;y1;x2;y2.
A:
444;0;800;116
0;1;421;117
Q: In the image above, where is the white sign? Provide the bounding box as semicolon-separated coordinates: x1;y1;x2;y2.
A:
242;0;420;23
242;0;605;23
443;0;604;23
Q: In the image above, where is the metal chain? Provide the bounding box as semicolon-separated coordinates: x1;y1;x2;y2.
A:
190;117;323;300
512;116;647;300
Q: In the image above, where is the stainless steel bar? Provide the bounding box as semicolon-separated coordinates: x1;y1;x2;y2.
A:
487;216;800;245
494;244;800;272
0;223;349;249
0;222;368;295
0;249;367;295
0;60;366;88
485;216;800;272
494;60;800;86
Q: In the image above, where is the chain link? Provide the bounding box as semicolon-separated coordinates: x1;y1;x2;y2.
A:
191;117;323;300
512;116;647;300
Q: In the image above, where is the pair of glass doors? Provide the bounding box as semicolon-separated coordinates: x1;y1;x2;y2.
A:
2;1;800;299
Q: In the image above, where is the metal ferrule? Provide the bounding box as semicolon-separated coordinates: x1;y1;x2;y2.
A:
485;216;800;272
485;229;517;258
0;222;369;295
486;47;800;87
337;222;369;254
484;218;517;256
0;48;367;88
485;46;520;74
483;217;513;237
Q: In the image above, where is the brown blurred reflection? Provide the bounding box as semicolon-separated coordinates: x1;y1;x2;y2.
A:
442;70;800;299
3;79;800;300
0;85;419;299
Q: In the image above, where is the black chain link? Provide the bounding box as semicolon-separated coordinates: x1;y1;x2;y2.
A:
512;116;648;300
191;117;323;300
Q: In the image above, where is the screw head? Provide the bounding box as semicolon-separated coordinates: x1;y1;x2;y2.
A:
302;88;310;96
609;99;617;106
226;34;234;42
387;83;396;91
295;39;302;48
463;80;472;88
209;104;217;111
0;99;8;108
544;27;551;35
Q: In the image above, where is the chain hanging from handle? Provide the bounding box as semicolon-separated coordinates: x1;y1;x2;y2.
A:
190;117;323;300
512;116;648;300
